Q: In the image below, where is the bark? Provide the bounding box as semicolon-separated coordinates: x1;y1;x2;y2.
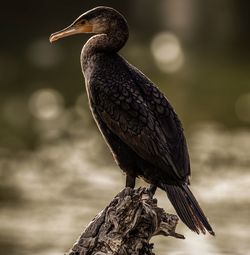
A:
67;187;184;255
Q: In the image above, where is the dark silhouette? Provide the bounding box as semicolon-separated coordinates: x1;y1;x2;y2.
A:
50;6;214;235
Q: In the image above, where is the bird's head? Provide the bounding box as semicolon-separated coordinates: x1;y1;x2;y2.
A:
49;6;128;43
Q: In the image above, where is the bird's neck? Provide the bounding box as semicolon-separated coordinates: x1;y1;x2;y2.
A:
81;30;128;70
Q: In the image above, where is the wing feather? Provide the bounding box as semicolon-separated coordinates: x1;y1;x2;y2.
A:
127;64;190;178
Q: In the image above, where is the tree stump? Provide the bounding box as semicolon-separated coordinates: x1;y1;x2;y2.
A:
67;187;184;255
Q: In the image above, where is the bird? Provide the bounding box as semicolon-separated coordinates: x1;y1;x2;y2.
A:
49;6;214;235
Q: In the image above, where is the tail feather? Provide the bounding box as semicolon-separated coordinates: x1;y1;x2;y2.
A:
165;184;215;235
167;185;198;233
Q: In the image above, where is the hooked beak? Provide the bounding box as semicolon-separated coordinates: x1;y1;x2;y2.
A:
49;22;93;43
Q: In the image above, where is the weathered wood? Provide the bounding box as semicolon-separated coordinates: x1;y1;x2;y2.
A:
67;187;184;255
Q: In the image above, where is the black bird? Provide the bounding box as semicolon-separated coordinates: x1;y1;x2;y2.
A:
50;6;214;235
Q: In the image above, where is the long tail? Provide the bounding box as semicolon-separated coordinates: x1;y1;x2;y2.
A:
165;184;215;235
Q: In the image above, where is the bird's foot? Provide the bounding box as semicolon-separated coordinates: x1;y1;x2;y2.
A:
125;174;136;188
147;184;157;198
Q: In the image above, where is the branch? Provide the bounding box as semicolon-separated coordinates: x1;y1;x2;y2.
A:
67;187;184;255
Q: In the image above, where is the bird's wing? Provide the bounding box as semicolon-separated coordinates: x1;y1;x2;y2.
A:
89;68;189;180
127;64;191;178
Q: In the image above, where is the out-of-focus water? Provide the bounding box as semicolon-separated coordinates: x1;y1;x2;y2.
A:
0;123;249;255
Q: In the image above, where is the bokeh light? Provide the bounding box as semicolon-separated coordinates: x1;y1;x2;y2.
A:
29;88;64;121
150;32;184;73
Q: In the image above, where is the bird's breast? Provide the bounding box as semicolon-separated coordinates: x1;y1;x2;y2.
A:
81;56;95;86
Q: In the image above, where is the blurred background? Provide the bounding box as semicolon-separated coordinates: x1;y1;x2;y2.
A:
0;0;249;254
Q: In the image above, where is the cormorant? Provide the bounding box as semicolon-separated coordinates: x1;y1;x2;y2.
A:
49;6;214;235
